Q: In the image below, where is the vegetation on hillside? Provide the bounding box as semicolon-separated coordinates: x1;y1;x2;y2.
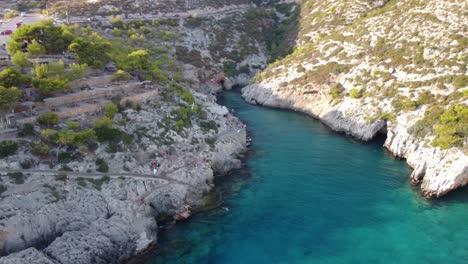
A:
255;0;467;149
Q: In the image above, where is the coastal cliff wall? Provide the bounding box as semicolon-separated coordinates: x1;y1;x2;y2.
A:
242;0;467;197
242;82;467;197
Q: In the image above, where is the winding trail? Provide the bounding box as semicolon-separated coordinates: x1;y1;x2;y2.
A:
0;169;202;190
68;0;299;23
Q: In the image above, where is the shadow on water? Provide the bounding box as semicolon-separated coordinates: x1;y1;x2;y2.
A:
431;186;468;205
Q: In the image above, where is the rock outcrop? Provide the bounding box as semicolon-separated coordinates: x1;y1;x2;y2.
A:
0;90;247;263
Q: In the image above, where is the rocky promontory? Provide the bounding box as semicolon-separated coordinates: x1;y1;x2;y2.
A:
0;79;246;263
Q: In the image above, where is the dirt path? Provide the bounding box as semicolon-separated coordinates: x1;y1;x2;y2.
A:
1;169;203;190
69;0;299;23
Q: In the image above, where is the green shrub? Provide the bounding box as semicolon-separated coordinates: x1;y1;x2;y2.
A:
8;172;24;184
4;11;16;19
38;111;59;127
11;52;30;68
76;177;86;187
94;127;122;142
349;88;362;99
33;77;71;96
409;104;467;149
223;61;238;76
111;70;130;82
200;121;218;132
96;158;109;173
68;63;88;80
392;96;417;112
47;60;66;77
124;49;151;71
94;117;114;128
89;175;110;190
10;20;75;54
380;112;395;121
169;83;195;104
55;129;96;147
59;165;73;172
104;103;119;118
453;75;467;88
17;123;35;137
106;142;123;153
20;159;34;169
0;140;18;158
239;65;250;75
172;106;198;132
27;40;46;56
68;33;112;68
416;91;436;106
432;105;467;149
30;141;49;156
58;151;80;164
66;121;80;130
0;86;22;112
0;68;31;88
33;64;49;79
205;137;217;148
330;83;344;99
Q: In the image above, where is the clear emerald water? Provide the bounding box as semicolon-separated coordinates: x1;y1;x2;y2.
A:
148;90;468;264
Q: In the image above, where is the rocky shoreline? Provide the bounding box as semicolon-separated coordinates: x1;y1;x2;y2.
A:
0;89;248;264
242;83;467;198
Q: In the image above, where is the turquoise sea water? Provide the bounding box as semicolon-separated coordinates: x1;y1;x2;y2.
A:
148;90;468;264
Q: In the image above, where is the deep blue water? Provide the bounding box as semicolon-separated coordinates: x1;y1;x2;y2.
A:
148;90;468;264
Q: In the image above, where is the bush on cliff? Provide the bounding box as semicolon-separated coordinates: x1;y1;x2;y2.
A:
111;70;130;82
432;104;467;149
9;20;75;54
0;86;22;112
18;123;35;137
69;33;112;68
0;140;18;158
30;141;49;156
11;52;30;68
33;78;71;96
409;104;467;149
104;103;119;118
8;172;24;184
349;88;362;99
0;68;31;88
38;111;59;127
95;158;109;173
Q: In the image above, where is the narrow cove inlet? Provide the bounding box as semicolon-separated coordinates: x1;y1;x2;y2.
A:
148;89;468;264
0;1;466;263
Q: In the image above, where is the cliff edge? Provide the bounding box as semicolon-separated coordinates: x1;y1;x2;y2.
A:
243;0;467;197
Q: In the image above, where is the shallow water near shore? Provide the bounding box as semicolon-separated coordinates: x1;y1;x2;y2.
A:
148;89;468;264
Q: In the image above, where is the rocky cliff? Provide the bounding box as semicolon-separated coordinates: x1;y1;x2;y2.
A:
243;0;467;197
0;89;247;263
0;0;466;262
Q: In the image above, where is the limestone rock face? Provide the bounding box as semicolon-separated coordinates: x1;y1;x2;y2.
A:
242;81;467;197
0;93;247;262
0;188;108;255
384;111;468;198
242;0;467;197
0;248;57;264
242;83;385;141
